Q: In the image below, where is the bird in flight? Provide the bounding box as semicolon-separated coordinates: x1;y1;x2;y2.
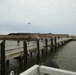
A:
28;22;30;24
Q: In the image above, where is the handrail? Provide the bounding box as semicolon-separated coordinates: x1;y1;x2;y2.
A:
19;65;76;75
40;65;76;75
19;65;39;75
4;37;71;51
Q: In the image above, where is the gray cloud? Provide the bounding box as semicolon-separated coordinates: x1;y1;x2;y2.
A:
0;0;76;35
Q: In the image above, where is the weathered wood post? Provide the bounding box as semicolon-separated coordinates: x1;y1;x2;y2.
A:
54;37;57;51
57;43;60;47
18;56;23;69
17;40;20;49
45;39;48;58
23;41;27;69
41;49;44;58
36;39;40;64
1;40;5;75
0;43;1;75
51;38;53;53
6;60;9;67
30;52;33;58
57;37;60;47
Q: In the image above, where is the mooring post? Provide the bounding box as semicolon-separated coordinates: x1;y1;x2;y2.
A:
41;49;44;58
36;39;40;64
23;41;27;70
51;38;53;53
18;56;23;69
57;43;59;47
30;52;33;57
17;40;20;47
54;37;57;51
45;39;48;58
1;40;5;75
6;60;9;67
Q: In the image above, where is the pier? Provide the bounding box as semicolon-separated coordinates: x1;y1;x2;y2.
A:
0;33;74;75
5;37;71;61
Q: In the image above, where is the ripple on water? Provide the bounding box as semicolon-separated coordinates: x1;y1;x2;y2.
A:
51;41;76;72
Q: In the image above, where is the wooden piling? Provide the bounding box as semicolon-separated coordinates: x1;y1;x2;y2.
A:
18;56;23;69
30;52;33;57
1;40;5;75
54;37;57;51
23;41;27;69
6;60;9;67
36;39;40;64
45;39;48;58
51;38;53;53
17;40;20;46
57;43;60;47
41;49;44;58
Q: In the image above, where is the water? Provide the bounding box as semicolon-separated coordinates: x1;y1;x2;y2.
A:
50;41;76;72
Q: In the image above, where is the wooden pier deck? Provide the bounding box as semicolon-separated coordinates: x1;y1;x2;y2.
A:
3;37;72;61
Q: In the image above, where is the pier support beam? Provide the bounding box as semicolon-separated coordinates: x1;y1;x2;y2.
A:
36;39;40;64
6;60;9;67
23;41;27;70
1;40;5;75
51;38;53;53
18;56;23;69
57;43;60;47
54;37;57;51
30;52;33;58
45;39;48;58
41;49;44;58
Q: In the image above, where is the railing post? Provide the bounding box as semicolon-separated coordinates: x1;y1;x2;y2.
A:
23;41;27;69
1;40;5;75
36;39;40;64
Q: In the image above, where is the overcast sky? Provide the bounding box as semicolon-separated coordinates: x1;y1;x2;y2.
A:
0;0;76;35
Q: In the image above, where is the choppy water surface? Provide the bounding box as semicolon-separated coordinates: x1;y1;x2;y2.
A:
51;41;76;72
